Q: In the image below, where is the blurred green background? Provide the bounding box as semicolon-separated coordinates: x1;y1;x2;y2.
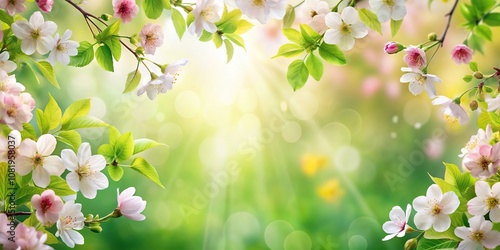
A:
16;0;500;249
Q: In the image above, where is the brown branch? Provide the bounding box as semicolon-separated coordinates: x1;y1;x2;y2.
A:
438;0;460;46
4;212;31;216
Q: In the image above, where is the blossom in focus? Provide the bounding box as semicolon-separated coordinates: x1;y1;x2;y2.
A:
48;30;79;66
412;184;459;232
459;125;493;158
62;142;109;199
188;0;223;37
432;96;469;125
11;11;56;55
0;92;35;130
400;68;441;98
455;216;500;250
137;74;173;100
31;189;64;225
463;143;500;178
0;130;21;162
117;187;147;221
486;95;500;112
0;0;26;16
467;181;500;222
0;69;25;94
369;0;406;23
56;201;85;248
0;52;17;73
324;7;368;51
140;23;164;55
235;0;286;24
37;0;54;13
317;179;344;204
403;46;426;71
451;44;473;64
14;223;53;250
382;204;411;241
112;0;139;23
16;134;65;187
301;154;328;176
299;0;330;34
163;58;188;84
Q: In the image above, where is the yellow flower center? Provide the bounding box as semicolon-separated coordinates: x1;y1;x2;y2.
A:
310;10;318;18
430;203;442;215
471;230;484;243
31;29;40;40
33;154;43;168
479;156;492;171
76;163;93;181
383;0;395;6
487;196;499;209
251;0;265;7
201;6;216;21
340;23;351;35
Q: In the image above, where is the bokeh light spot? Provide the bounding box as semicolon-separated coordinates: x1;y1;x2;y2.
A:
289;91;318;120
175;91;202;118
265;220;295;250
403;99;430;126
348;235;367;250
334;146;360;172
283;231;312;250
281;121;302;143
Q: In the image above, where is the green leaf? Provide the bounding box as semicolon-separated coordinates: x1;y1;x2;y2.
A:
171;8;186;39
282;28;304;45
98;144;115;163
109;126;121;146
36;109;49;135
224;33;245;49
469;61;478;72
186;12;194;27
47;176;77;196
44;94;62;131
234;20;253;35
305;53;323;81
299;24;320;46
15;186;43;205
144;0;164;19
0;10;13;25
22;212;40;227
224;39;234;63
199;30;214;42
443;162;476;195
61;99;91;126
390;19;403;37
103;37;122;61
318;42;346;65
108;165;124;181
114;132;134;162
130;157;165;188
34;61;59;89
69;41;95;67
20;123;36;140
273;43;305;58
217;9;242;33
0;163;10;202
133;139;164;155
56;130;82;151
61;116;109;131
471;0;496;13
475;24;492;41
95;44;114;72
16;172;32;188
468;34;484;54
99;20;120;39
40;229;59;244
423;212;463;241
358;8;382;35
416;238;458;250
287;59;309;91
123;69;142;93
283;5;295;28
163;0;171;9
462;75;473;82
483;13;500;26
213;33;223;48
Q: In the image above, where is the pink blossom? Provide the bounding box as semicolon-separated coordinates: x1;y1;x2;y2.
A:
463;143;500;178
13;223;53;250
0;0;26;16
112;0;139;23
117;187;147;221
31;189;64;225
451;44;473;64
37;0;53;13
0;92;35;130
403;46;426;71
384;42;404;54
140;23;164;55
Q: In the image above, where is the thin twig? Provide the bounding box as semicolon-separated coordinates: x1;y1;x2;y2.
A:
438;0;460;46
4;212;31;216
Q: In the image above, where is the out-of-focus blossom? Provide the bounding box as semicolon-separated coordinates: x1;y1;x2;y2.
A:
301;154;328;176
382;204;411;241
140;23;164;55
432;96;469;125
235;0;286;24
400;68;440;98
412;184;459;232
451;44;473;64
384;41;404;54
137;74;173;100
455;216;500;250
424;136;444;160
188;0;223;37
112;0;139;23
48;30;79;66
369;0;406;23
463;143;500;178
0;52;17;73
163;59;188;84
299;0;330;34
31;189;64;225
361;77;381;97
13;223;53;250
324;7;368;51
0;92;35;130
117;187;147;221
403;46;426;71
459;125;493;158
11;11;56;55
37;0;54;13
317;179;344;204
0;0;26;16
486;95;500;112
0;70;25;94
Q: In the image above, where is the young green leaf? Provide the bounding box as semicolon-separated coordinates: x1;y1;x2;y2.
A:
15;186;43;205
0;10;13;25
36;109;49;135
217;9;242;29
47;176;77;196
416;238;458;250
133;139;164;155
213;33;223;48
95;44;114;72
273;43;305;58
56;130;82;151
483;13;500;26
108;165;124;181
171;8;186;39
97;20;121;41
199;30;214;42
98;144;115;163
163;0;171;9
69;41;95;67
234;20;253;35
283;4;295;28
224;39;234;63
103;37;122;61
0;163;8;202
282;28;304;45
61;116;109;131
123;69;142;93
114;132;134;162
463;75;473;82
44;94;62;131
109;126;121;146
34;61;60;89
358;8;382;35
130;157;165;188
143;0;164;19
469;61;478;72
224;33;245;49
20;123;37;140
300;24;320;45
61;99;91;126
474;24;492;41
390;19;403;37
287;59;309;91
318;42;346;65
305;53;323;81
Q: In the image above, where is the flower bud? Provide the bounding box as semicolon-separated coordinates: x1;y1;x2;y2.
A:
474;71;483;79
37;0;54;13
470;100;478;111
85;214;94;221
384;42;405;54
404;238;418;250
428;32;437;41
90;225;103;233
100;14;113;21
135;47;144;55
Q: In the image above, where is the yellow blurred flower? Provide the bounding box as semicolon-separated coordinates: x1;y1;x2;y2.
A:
317;179;344;204
301;154;328;176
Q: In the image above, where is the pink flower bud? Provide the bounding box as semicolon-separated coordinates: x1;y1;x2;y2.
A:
37;0;54;13
384;42;404;54
403;46;426;71
451;44;473;64
117;187;147;221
